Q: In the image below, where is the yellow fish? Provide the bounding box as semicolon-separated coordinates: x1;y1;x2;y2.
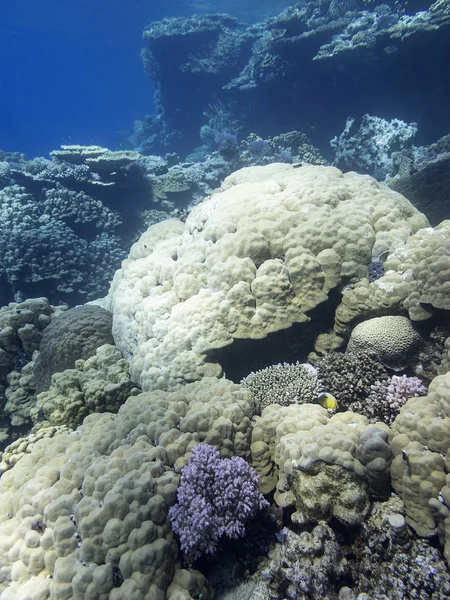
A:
317;392;339;411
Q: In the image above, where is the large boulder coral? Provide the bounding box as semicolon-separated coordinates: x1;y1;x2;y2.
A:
106;163;428;392
390;371;450;556
0;377;253;599
333;220;450;337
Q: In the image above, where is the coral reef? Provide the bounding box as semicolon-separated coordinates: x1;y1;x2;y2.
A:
1;144;450;598
275;411;375;527
241;362;322;412
259;524;349;599
0;132;326;307
0;376;255;598
33;304;114;394
0;147;162;305
139;1;450;156
105;163;427;392
169;444;267;561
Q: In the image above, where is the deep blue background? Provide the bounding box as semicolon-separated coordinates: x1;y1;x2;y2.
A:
0;0;293;159
0;1;159;158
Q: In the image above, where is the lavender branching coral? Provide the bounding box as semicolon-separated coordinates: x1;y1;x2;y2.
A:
364;374;427;425
169;443;268;561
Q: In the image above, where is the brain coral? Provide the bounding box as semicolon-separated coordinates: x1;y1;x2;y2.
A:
346;315;423;370
106;163;428;392
34;305;114;394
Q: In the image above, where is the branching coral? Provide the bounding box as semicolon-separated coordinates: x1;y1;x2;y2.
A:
241;362;322;412
169;444;268;561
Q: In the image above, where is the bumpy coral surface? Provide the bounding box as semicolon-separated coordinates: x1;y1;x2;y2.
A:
275;411;374;527
0;377;253;599
31;344;139;429
34;305;114;394
390;370;450;557
334;221;450;336
106;163;427;392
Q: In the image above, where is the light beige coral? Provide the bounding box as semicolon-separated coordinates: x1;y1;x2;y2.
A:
0;376;251;599
346;315;422;369
251;401;389;526
332;221;450;341
390;371;450;550
106;163;427;392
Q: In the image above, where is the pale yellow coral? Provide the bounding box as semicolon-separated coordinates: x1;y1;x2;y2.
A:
390;371;450;549
0;377;250;598
106;163;427;392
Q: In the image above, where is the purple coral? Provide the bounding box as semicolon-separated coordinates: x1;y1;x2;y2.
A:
386;374;427;410
169;443;268;561
364;374;427;425
214;131;238;155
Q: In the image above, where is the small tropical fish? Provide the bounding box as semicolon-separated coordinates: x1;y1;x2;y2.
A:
317;392;339;411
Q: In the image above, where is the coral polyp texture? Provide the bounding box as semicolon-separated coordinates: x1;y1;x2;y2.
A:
241;362;322;411
346;315;423;370
106;163;428;392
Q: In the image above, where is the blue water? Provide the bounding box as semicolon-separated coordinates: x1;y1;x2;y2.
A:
0;0;293;158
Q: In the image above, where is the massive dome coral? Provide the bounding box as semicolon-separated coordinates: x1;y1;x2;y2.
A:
106;163;428;392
